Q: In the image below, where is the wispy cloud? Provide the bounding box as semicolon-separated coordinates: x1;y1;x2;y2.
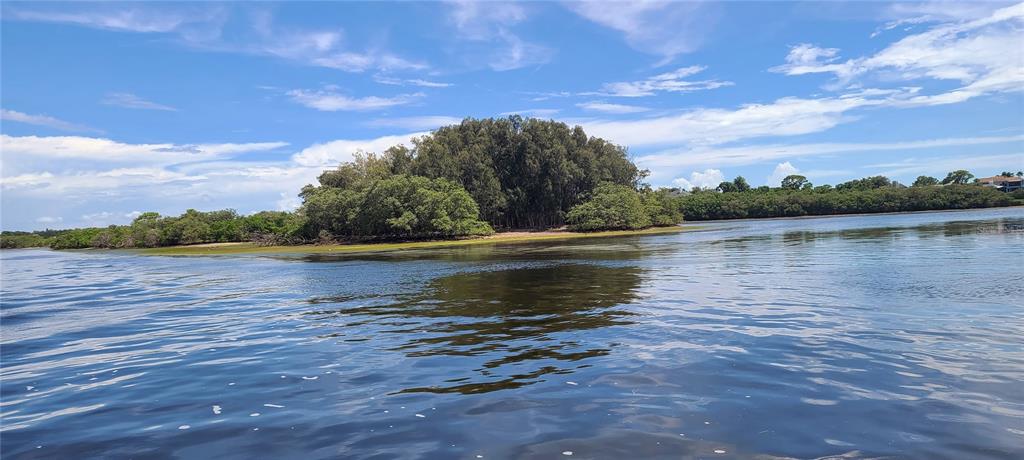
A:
1;109;101;133
366;116;463;130
286;87;424;111
636;134;1024;170
5;5;211;33
567;1;719;63
374;75;453;88
591;65;733;97
499;108;561;118
576;101;650;114
6;4;427;74
102;92;178;111
772;3;1024;104
446;1;553;71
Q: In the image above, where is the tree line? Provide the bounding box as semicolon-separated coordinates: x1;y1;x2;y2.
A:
676;171;1019;221
2;116;1020;249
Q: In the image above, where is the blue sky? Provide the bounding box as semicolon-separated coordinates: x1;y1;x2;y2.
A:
1;1;1022;230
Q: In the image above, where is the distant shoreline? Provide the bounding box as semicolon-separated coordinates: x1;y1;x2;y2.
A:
135;226;693;256
685;204;1024;224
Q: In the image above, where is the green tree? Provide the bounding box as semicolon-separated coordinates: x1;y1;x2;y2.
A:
912;176;939;187
781;175;809;190
941;170;974;185
717;181;739;193
566;184;652;231
732;176;751;192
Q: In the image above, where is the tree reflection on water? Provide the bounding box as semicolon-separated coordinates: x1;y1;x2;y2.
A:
305;263;643;394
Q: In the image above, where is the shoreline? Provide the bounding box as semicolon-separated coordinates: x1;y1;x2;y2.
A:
682;205;1023;224
136;226;693;256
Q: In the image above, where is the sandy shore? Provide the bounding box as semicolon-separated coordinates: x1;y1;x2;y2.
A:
138;226;693;256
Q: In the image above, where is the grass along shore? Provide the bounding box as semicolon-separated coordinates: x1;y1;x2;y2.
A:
139;226;692;256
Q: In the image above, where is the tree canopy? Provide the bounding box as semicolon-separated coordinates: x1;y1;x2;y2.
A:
308;116;643;230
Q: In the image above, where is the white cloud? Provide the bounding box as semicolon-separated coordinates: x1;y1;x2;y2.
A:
7;5;427;74
446;1;553;70
868;153;1024;178
773;3;1024;104
1;131;435;229
374;75;453;88
7;6;205;33
0;135;287;164
771;44;856;82
636;134;1024;170
366;116;463;130
286;88;424;111
291;132;426;167
576;101;650;114
1;109;100;133
81;211;146;226
582;91;896;148
768;162;800;186
593;66;733;97
567;1;718;60
499;109;561;118
102;92;178;111
35;216;63;224
672;168;724;190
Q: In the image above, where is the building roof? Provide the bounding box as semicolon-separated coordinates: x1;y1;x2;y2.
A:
977;175;1023;183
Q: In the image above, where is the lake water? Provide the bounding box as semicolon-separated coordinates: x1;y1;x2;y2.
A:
2;208;1023;459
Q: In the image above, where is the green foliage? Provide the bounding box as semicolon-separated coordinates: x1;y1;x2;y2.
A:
732;176;751;192
642;188;685;227
912;176;940;187
781;175;809;190
566;184;684;232
942;169;974;185
28;208;307;249
678;183;1012;221
836;175;893;191
0;231;52;249
566;184;651;231
303;175;493;239
406;116;641;228
717;181;739;193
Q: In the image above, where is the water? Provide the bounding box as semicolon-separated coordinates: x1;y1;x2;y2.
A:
2;208;1023;459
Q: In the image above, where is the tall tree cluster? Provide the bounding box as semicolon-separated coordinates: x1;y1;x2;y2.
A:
303;116;643;233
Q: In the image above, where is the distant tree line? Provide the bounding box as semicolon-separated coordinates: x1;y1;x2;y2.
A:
2;116;1020;249
2;210;304;250
677;171;1018;221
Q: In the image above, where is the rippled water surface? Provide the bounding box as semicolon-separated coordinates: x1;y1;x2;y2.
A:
2;208;1023;459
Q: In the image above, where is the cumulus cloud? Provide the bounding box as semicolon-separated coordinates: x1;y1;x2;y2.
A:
291;132;425;167
672;168;725;190
768;161;800;186
1;131;431;229
0;135;287;164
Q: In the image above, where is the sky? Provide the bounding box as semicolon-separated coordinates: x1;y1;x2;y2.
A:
1;1;1022;231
